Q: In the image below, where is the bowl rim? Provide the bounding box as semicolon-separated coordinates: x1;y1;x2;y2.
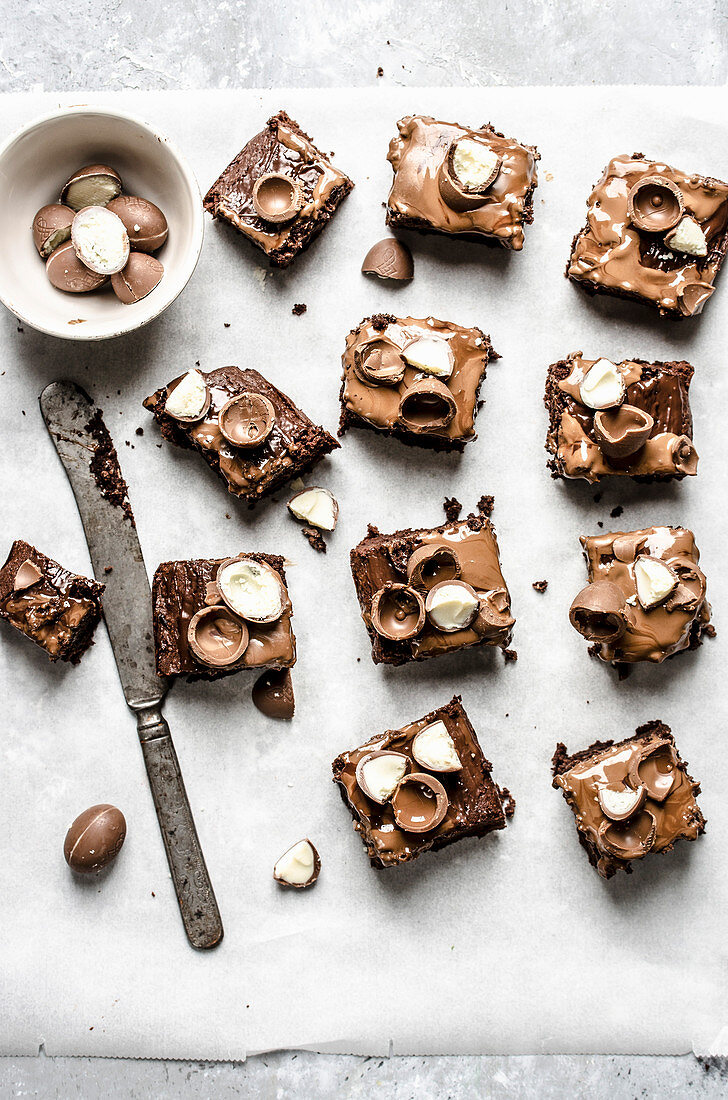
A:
0;103;204;341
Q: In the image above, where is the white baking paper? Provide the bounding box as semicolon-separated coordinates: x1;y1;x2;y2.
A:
0;87;727;1059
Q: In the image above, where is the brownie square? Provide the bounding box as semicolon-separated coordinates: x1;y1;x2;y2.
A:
332;695;514;869
143;366;339;506
566;153;728;318
339;313;498;451
350;504;514;666
552;721;705;879
0;540;104;665
386;115;539;250
569;526;711;667
203;110;354;267
152;554;295;681
545;352;697;483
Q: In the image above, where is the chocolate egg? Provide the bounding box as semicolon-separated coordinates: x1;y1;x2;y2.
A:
63;803;127;873
60;163;122;211
46;240;108;293
111;253;164;304
32;204;74;258
107;196;168;253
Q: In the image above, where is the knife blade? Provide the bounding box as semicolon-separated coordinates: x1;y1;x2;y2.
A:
39;380;223;951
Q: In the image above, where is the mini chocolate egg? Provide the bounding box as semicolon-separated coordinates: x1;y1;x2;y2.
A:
107;196;168;253
60;164;122;211
63;804;127;873
111;253;164;304
46;241;108;293
32;204;74;258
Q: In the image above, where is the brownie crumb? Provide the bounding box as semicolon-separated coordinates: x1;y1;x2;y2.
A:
224;323;231;328
85;409;135;527
499;787;516;817
532;580;548;593
443;496;462;522
597;521;603;528
292;303;307;316
376;66;384;77
476;494;494;518
610;505;624;518
135;427;144;436
104;566;113;575
302;526;327;553
704;624;717;638
504;648;518;663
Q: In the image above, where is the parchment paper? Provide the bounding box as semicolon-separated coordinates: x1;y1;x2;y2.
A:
1;87;727;1059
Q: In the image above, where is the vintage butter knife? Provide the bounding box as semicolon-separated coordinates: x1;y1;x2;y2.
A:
40;380;223;951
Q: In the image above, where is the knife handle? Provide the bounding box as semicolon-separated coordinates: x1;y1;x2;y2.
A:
136;706;224;950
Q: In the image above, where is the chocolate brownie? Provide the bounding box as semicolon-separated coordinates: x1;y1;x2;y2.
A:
203;110;354;267
545;352;698;482
332;695;513;869
0;540;104;664
552;721;705;879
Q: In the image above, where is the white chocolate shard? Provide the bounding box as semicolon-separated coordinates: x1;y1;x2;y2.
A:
165;370;208;420
579;359;626;410
452;139;500;190
218;559;283;622
597;784;644;821
273;839;316;886
665;216;708;257
402;336;454;379
633;555;678;610
288;487;339;531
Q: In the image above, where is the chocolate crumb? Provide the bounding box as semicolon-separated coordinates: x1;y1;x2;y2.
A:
17;326;24;333
610;505;624;518
532;580;548;593
499;787;516;817
135;427;144;436
376;66;384;77
225;513;231;519
224;323;231;328
704;624;717;638
104;566;113;575
302;526;327;554
504;648;518;663
443;496;462;522
476;494;495;518
597;521;604;528
292;303;307;316
85;409;135;526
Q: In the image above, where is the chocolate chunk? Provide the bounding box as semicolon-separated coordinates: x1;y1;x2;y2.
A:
252;667;294;720
361;238;413;282
302;526;327;553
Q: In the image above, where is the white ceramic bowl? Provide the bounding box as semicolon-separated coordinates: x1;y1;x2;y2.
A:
0;106;204;340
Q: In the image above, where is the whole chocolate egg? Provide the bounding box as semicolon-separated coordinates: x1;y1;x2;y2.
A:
63;803;127;873
107;196;168;253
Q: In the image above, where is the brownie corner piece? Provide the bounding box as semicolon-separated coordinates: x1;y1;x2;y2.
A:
143;365;338;506
339;314;496;451
569;525;711;667
203;109;354;267
332;695;512;869
566;152;728;318
152;553;296;681
350;503;514;666
544;352;698;483
552;721;705;879
386;115;539;251
0;540;104;665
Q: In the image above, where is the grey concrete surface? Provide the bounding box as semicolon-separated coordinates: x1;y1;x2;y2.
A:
2;0;728;1096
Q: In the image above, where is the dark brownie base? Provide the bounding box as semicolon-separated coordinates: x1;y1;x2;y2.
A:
332;695;513;869
152;553;296;682
143;366;339;506
0;540;104;664
544;355;695;483
552;720;706;878
203;110;354;268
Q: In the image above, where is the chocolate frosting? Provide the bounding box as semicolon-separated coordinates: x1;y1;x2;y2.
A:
386;116;539;250
577;526;710;665
553;722;705;878
567;153;728;317
546;352;697;482
341;315;495;448
332;696;511;869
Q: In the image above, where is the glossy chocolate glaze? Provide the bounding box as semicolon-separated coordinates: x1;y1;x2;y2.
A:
332;696;510;869
386;116;539;250
553;721;705;879
152;554;295;680
351;511;513;666
340;314;496;449
567;153;728;317
579;526;710;665
203;110;353;266
0;540;104;663
545;353;696;481
144;365;338;504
